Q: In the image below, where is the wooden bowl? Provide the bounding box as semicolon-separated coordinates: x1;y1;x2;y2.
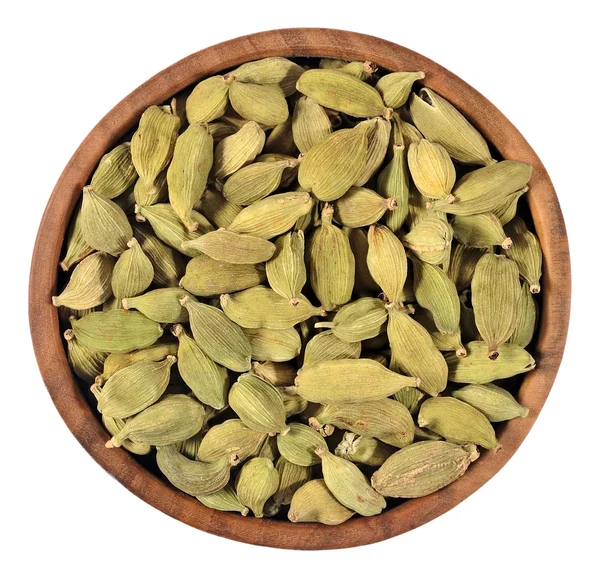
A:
29;28;571;549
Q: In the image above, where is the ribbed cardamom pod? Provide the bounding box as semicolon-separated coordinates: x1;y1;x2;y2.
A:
393;386;425;415
71;309;163;353
252;361;297;387
90;142;137;200
273;457;312;506
333;187;397;228
315;297;387;343
276;422;327;466
354;117;391;187
257;434;279;462
167;123;213;230
97;355;176;418
278;386;308;417
392;113;424;148
406;183;447;228
106;394;205;448
335;432;397;467
409;88;494;166
226;192;313;240
472;254;521;359
200;188;243;228
212;121;265;180
132;168;168;207
53;252;115;309
181;229;275;264
447;242;487;291
197;485;249;516
367;224;407;306
157;444;239;497
222;159;298;206
135;203;212;257
221;285;322;329
413;307;466;358
63;329;108;384
310;398;414;448
418;396;500;450
504;217;542;294
176;431;205;460
411;256;460;334
102;414;151;455
228;79;289;127
378;143;410;233
492;187;527;225
452;383;529;422
387;307;448;396
401;218;453;266
171;324;229;409
243;327;301;362
288;479;355;525
303;330;360;366
131;105;180;205
180;295;251;372
319;58;377;80
197;419;267;463
81;187;133;256
376;71;425;108
295;359;419;403
298;124;369;201
347;228;380;297
407;139;456;202
98;341;177;384
263;233;305;306
180;253;266;297
255;153;299;187
509;283;537;347
446;340;536;383
296;69;391;119
263;118;298;157
372;441;479;498
236;457;280;518
430;161;533;215
316;447;386;516
229;374;289;435
110;238;153;301
452;213;512;249
186;76;230;125
122;287;189;323
133;225;186;287
60;203;94;271
230;57;305;97
292;96;332;154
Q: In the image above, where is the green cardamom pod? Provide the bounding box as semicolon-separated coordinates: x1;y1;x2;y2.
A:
273;457;312;506
181;229;275;264
257;434;279;462
59;203;95;271
504;217;542;294
509;282;537;347
110;238;154;301
276;422;327;466
265;231;306;304
251;361;297;387
243;327;301;362
122;287;189;323
347;228;380;297
493;187;527;225
319;58;377;80
288;479;355;525
378;144;410;233
132;168;168;207
230;57;305;97
392;113;423;148
447;242;487;292
315;297;387;343
412;307;466;357
376;71;425;108
235;457;280;518
371;441;479;497
452;383;529;422
133;225;186;287
292;96;332;154
393;386;425;415
102;414;151;456
197;419;267;463
333;187;397;228
263;118;298;156
335;433;397;467
402;218;453;266
354;117;391;186
407;139;456;202
406;183;447;228
212;121;265;179
90;142;137;200
278;386;308;417
186;76;230;125
200;188;243;228
303;330;360;366
63;328;108;384
452;213;512;249
197;485;249;516
228;79;289;127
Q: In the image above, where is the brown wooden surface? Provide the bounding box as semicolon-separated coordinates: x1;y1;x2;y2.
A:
28;28;571;550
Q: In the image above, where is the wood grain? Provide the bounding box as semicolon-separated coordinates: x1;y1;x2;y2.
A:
28;28;571;549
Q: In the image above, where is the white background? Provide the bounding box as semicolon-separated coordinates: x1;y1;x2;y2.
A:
2;1;598;583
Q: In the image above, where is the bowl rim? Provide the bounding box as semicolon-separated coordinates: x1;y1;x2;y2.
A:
29;27;571;550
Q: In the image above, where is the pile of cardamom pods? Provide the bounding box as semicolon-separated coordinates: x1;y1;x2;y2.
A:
54;57;542;524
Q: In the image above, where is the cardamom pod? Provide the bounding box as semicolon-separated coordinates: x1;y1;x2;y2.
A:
378;144;410;233
235;457;280;518
243;327;301;362
265;230;306;304
186;76;230;125
276;422;327;466
452;383;529;422
133;225;186;287
292;96;332;154
376;71;425;108
63;328;108;384
273;457;312;506
402;218;453;265
413;307;466;357
197;485;249;516
315;297;387;343
252;361;297;387
200;188;243;228
102;414;151;455
447;242;487;291
197;419;267;463
303;330;361;366
277;386;308;417
228;79;289;127
504;216;542;293
90;142;137;199
319;58;377;81
263;118;298;156
230;57;304;96
110;238;154;301
509;282;537;347
122;287;189;323
407;139;456;201
354;117;391;186
212;121;265;179
288;479;355;525
392;114;423;148
406;183;447;228
347;228;380;297
393;386;425;415
335;433;397;467
60;203;94;271
452;213;512;249
258;434;279;462
333;187;397;228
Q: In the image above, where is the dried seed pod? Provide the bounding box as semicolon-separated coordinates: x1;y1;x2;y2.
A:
122;287;189;323
172;324;229;410
406;184;447;228
319;58;377;81
265;231;306;304
316;447;386;516
157;444;239;496
180;295;251;372
229;57;305;96
409;88;494;166
292;96;332;153
111;238;153;301
315;297;387;343
176;431;205;461
63;329;108;384
392;113;423;148
493;187;527;225
236;457;280;518
471;254;521;359
509;283;537;347
243;327;301;362
186;76;230;125
200;188;243;228
393;386;425;416
53;252;115;310
303;330;361;366
295;359;419;403
387;307;448;397
402;218;453;266
133;225;186;287
60;203;94;271
354;117;391;187
229;374;289;435
197;419;267;463
288;479;355;525
418;396;500;450
221;286;322;330
180;254;266;297
251;361;297;387
181;229;275;264
376;71;424;108
335;433;397;467
97;356;176;418
263;118;298;156
102;414;151;456
167;123;213;230
213;121;265;180
378;143;410;233
452;213;512;249
298;125;369;202
372;441;479;498
346;228;379;297
413;307;466;358
277;422;327;466
70;309;163;353
106;394;205;448
90;142;137;200
367;224;407;306
408;140;456;201
277;386;308;417
273;458;312;506
452;383;529;422
447;242;487;292
197;485;249;516
504;217;543;294
446;341;536;383
228;80;289;127
334;187;397;228
99;342;177;384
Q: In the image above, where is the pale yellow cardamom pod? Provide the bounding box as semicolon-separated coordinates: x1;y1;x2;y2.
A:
263;118;298;156
509;282;537;347
265;230;306;304
303;330;361;366
276;422;327;466
452;383;529;422
235;457;280;518
347;228;380;297
229;57;305;96
228;79;289;127
378;143;410;233
288;479;355;525
447;242;487;292
452;213;512;249
212;121;266;179
90;142;137;200
102;414;151;456
111;238;154;301
335;433;397;467
376;71;425;108
292;96;332;154
334;187;397;228
197;485;249;516
402;218;453;265
251;361;297;387
243;327;301;362
200;188;243;229
315;297;387;343
412;307;466;358
186;76;231;125
197;419;267;463
319;58;378;81
63;328;108;384
354;117;391;186
59;203;95;271
407;139;456;202
504;216;543;294
133;225;186;287
273;457;312;506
